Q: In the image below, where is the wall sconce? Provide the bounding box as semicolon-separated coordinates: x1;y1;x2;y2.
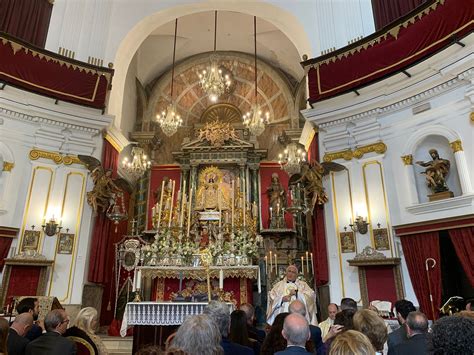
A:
42;216;62;236
349;216;369;234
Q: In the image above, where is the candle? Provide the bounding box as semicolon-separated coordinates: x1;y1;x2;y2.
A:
186;187;193;238
169;180;175;228
301;256;305;274
269;251;273;272
231;180;235;230
311;252;314;274
243;179;246;227
264;255;268;274
180;192;186;228
136;269;142;290
257;266;261;293
306;251;309;273
218;190;222;229
219;269;224;289
274;253;277;273
157;180;165;230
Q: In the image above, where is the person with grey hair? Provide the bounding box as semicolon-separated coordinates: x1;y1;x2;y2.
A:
289;300;323;355
240;303;266;343
170;314;223;355
8;312;33;355
276;313;312;355
204;301;254;355
25;309;76;355
392;311;428;355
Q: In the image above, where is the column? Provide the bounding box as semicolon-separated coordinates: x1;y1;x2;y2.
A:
450;140;473;194
401;155;418;205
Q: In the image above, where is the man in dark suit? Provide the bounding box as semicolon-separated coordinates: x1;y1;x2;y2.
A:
393;311;428;355
289;300;323;355
387;299;416;355
8;312;33;355
275;313;312;355
25;309;76;355
240;303;266;343
15;297;43;341
204;301;254;355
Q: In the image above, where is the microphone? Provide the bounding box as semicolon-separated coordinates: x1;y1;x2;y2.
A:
295;289;298;299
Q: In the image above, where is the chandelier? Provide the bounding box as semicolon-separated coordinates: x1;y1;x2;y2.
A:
157;18;182;137
278;142;306;175
243;17;269;136
198;11;231;102
121;146;151;180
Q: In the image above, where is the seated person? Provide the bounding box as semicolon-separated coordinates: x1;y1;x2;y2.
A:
16;297;43;341
65;307;108;355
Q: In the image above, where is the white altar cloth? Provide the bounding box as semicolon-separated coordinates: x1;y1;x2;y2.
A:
120;302;233;337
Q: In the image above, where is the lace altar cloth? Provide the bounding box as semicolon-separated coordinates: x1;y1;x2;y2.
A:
120;302;234;337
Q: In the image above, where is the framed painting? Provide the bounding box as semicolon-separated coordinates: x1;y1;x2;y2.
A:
21;230;40;252
340;231;356;253
57;233;74;254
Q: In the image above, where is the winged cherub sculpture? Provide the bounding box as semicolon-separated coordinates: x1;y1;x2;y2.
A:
78;155;132;214
297;161;346;213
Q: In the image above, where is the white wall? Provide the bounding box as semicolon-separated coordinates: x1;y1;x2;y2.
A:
302;34;474;307
0;85;113;304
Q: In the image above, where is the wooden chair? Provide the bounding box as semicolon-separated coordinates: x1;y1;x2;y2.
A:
67;336;96;355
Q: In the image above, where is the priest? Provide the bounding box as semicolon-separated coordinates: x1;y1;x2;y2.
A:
267;264;318;325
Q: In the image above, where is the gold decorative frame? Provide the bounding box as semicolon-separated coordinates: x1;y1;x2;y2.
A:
28;149;83;166
21;230;40;252
373;228;390;251
57;233;74;254
340;231;356;253
323;142;387;162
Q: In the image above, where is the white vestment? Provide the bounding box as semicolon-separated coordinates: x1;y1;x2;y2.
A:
266;277;317;325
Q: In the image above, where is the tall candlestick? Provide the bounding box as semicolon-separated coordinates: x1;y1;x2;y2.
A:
264;255;268;274
136;269;142;290
269;251;273;272
301;256;305;274
306;251;309;274
219;269;224;289
218;190;222;229
180;192;187;229
157;180;165;230
169;180;175;228
274;253;277;273
257;266;261;293
243;182;246;227
311;252;314;274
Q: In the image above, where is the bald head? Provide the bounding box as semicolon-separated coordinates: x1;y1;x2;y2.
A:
289;300;306;317
282;313;310;346
328;303;338;320
12;312;33;337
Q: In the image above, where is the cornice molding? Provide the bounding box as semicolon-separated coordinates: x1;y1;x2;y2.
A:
323;141;387;162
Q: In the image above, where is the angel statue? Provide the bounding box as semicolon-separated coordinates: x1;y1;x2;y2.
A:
297;161;346;213
78;155;132;214
416;149;451;194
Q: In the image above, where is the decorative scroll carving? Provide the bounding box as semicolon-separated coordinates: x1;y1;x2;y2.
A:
353;142;387;159
323;149;353;162
139;266;258;281
29;149;84;166
354;246;386;260
2;161;14;172
197;120;238;147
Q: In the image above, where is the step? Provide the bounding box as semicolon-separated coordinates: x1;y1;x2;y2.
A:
100;335;133;355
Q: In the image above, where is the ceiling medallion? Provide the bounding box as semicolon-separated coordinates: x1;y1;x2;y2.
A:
197;120;238;147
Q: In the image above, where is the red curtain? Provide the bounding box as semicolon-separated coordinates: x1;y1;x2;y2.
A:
400;232;441;320
0;0;53;47
308;134;328;286
0;237;12;268
448;227;474;287
371;0;426;30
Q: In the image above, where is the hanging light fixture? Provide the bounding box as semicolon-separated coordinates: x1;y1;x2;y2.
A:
157;19;183;137
121;146;151;180
243;16;269;136
278;142;306;175
198;11;232;102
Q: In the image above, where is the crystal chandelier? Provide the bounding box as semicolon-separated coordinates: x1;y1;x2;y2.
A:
121;146;151;180
278;142;306;175
243;17;269;136
198;11;231;102
157;18;183;137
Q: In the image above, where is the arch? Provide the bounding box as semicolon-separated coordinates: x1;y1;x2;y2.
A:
108;2;314;131
402;124;460;155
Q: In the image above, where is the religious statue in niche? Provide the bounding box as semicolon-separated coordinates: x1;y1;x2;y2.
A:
297;161;345;213
78;155;131;213
195;167;230;211
267;173;287;229
416;149;453;200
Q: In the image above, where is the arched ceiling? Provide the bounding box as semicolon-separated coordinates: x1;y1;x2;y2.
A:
135;11;305;87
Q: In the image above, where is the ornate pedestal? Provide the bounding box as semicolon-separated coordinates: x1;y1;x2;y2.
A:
0;256;54;308
348;247;404;308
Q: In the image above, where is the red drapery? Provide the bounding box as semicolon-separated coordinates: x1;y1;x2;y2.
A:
6;265;41;304
0;0;53;47
400;232;441;320
0;237;12;268
307;134;328;286
448;227;474;287
371;0;426;30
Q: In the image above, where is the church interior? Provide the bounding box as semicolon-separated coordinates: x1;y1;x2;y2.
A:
0;0;473;354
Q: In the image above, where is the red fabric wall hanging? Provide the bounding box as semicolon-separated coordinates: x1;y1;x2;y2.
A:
448;227;474;287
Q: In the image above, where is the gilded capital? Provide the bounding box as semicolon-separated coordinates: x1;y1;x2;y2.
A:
2;161;14;172
401;155;413;165
470;111;474;122
449;140;463;153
